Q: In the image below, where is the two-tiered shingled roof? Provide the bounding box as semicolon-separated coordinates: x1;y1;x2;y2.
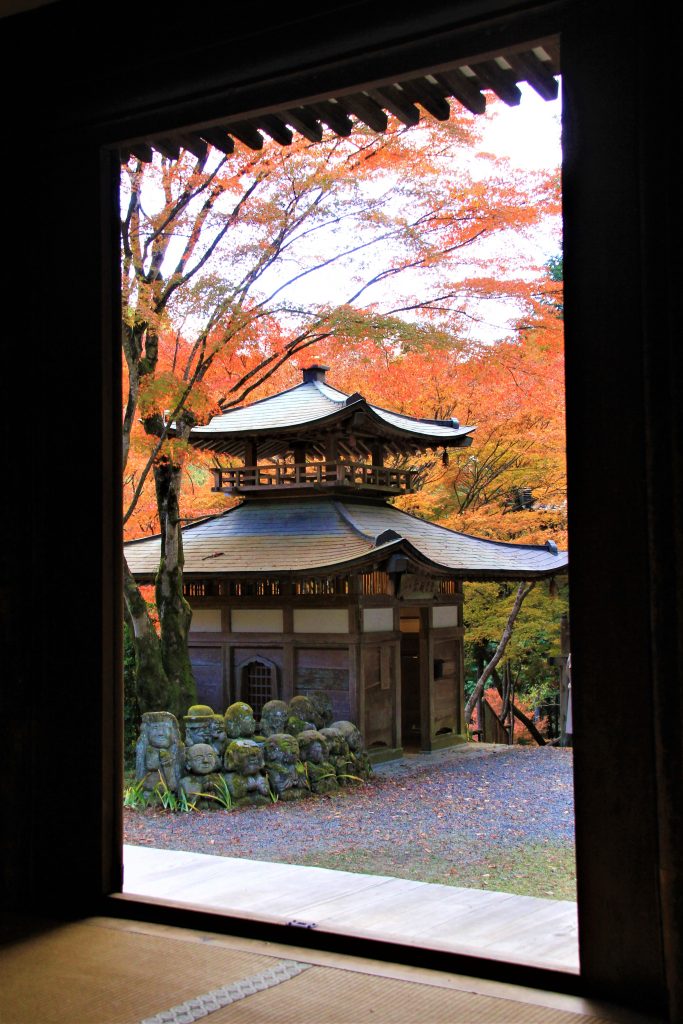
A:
129;366;567;581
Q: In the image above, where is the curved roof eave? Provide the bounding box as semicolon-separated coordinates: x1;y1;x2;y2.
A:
187;391;475;449
124;499;568;582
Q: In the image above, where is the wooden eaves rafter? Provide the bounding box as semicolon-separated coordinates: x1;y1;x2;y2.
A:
121;35;559;163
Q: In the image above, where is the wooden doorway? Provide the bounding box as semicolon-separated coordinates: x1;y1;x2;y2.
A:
400;609;422;748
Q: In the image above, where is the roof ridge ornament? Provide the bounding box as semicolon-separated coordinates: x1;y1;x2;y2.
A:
344;391;364;405
375;528;403;546
302;364;329;383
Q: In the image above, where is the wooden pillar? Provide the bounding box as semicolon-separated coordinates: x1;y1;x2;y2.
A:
292;442;306;465
282;601;294;702
244;438;257;486
325;434;338;462
392;639;402;750
244;438;257;465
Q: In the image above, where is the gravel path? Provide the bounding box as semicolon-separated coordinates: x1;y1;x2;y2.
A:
124;745;575;899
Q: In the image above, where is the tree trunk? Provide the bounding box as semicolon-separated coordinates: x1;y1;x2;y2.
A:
464;581;536;725
491;666;547;746
511;701;547;746
123;558;169;712
153;452;197;719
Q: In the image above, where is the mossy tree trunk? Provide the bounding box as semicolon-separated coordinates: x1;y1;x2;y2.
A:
153;443;197;720
123;559;169;712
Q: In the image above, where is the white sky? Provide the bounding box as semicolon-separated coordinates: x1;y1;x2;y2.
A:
452;82;562;341
280;82;563;340
480;81;562;171
127;82;562;347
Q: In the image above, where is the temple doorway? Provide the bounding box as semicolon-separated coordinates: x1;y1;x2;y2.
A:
400;609;423;749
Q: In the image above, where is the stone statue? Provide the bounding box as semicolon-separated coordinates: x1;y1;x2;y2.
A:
309;691;334;729
212;714;228;754
330;720;372;780
222;738;270;806
286;694;318;734
183;704;227;757
259;699;289;737
263;733;309;801
297;729;338;795
179;742;224;806
224;701;257;739
135;711;184;794
320;726;356;785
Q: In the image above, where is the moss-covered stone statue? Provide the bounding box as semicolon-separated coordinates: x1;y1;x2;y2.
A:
179;742;224;807
222;738;270;806
183;704;227;757
330;720;372;780
297;729;338;795
259;699;289;737
263;733;309;801
320;726;356;785
309;691;334;729
224;701;257;740
135;711;184;795
285;695;318;735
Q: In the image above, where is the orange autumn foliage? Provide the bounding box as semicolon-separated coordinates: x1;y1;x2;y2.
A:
122;105;562;547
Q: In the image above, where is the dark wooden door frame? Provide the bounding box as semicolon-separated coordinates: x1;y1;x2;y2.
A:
2;1;679;1017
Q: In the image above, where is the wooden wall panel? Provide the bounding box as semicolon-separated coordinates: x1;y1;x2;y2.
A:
363;645;394;749
295;647;351;721
188;647;224;710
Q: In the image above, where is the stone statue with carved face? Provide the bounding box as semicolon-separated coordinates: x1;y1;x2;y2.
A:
320;726;356;785
135;711;184;794
224;701;257;740
183;704;227;757
263;733;309;801
259;699;289;737
222;738;270;806
297;729;338;795
179;742;224;806
285;695;318;735
330;720;372;780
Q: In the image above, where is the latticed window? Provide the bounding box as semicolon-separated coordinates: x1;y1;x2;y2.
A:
294;576;349;596
228;579;281;597
184;582;207;597
243;660;274;717
361;571;390;595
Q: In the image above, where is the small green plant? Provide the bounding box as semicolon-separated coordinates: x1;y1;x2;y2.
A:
297;760;311;791
154;779;179;811
200;774;233;811
123;777;148;810
177;789;197;813
266;779;279;803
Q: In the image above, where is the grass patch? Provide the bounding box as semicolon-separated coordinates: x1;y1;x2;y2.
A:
289;842;576;901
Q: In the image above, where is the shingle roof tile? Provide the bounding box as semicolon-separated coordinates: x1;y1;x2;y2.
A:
187;379;474;452
125;498;567;580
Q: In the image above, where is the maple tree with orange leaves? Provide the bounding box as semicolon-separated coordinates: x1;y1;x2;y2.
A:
121;107;562;716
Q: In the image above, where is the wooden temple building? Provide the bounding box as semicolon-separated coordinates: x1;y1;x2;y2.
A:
126;364;567;760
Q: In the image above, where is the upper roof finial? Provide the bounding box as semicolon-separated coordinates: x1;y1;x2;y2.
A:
302;363;329;383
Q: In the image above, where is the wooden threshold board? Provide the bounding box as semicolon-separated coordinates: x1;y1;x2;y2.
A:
122;844;579;973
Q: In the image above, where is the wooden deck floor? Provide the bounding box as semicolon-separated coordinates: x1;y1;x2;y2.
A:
122;845;579;973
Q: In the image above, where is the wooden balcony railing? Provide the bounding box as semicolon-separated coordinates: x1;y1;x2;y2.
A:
211;461;425;495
